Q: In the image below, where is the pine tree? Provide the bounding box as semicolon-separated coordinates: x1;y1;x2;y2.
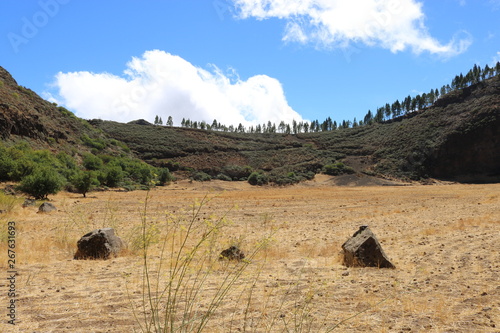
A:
167;116;173;127
440;86;446;97
375;107;384;122
364;110;373;124
384;103;391;119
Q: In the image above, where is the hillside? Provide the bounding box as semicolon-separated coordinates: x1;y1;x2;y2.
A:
1;65;498;185
93;75;500;183
0;67;103;151
0;66;164;194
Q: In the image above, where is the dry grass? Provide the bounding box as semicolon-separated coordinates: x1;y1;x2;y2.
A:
1;178;499;332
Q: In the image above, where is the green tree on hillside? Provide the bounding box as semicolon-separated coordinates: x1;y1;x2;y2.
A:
71;170;99;198
18;167;66;199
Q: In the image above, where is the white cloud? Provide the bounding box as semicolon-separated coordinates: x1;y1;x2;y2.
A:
493;51;500;64
232;0;472;56
47;50;303;126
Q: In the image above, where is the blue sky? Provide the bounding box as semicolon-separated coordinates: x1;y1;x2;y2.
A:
1;0;499;126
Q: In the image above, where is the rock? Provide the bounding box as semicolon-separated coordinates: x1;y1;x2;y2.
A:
219;246;245;261
22;198;36;208
341;226;395;268
3;185;16;195
74;228;124;260
38;202;56;213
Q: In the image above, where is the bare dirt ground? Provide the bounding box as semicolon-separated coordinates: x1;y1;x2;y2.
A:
1;176;499;332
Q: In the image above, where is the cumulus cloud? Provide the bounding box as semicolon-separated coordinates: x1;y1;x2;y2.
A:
493;51;500;64
48;50;303;126
232;0;472;56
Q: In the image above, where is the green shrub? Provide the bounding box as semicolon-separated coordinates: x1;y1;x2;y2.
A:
9;158;36;181
18;167;66;199
71;170;99;197
191;171;212;182
82;153;103;171
323;162;355;176
103;166;124;187
0;148;16;181
81;134;106;150
131;164;154;185
222;165;253;180
57;106;75;118
248;171;269;186
216;173;232;181
157;168;173;186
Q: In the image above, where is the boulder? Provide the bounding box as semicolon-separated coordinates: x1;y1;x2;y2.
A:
74;228;124;260
341;226;395;268
22;198;36;208
38;202;56;213
219;246;245;261
3;185;16;195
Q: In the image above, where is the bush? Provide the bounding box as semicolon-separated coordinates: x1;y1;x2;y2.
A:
216;173;232;181
248;171;269;186
71;170;99;197
81;134;106;150
9;158;36;181
83;153;103;171
222;165;253;180
323;162;355;176
0;149;16;181
157;168;173;186
103;166;124;187
18;167;66;199
191;171;212;182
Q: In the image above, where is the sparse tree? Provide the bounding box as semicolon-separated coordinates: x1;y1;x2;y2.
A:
19;167;65;200
71;170;99;198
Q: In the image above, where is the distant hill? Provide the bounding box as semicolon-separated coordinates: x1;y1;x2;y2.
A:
1;65;498;184
92;75;499;183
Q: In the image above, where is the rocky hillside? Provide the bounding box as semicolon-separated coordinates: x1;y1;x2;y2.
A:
0;66;128;157
1;65;498;184
93;75;499;183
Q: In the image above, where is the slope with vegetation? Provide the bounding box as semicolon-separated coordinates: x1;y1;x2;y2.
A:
94;69;499;184
1;62;498;191
0;66;172;198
